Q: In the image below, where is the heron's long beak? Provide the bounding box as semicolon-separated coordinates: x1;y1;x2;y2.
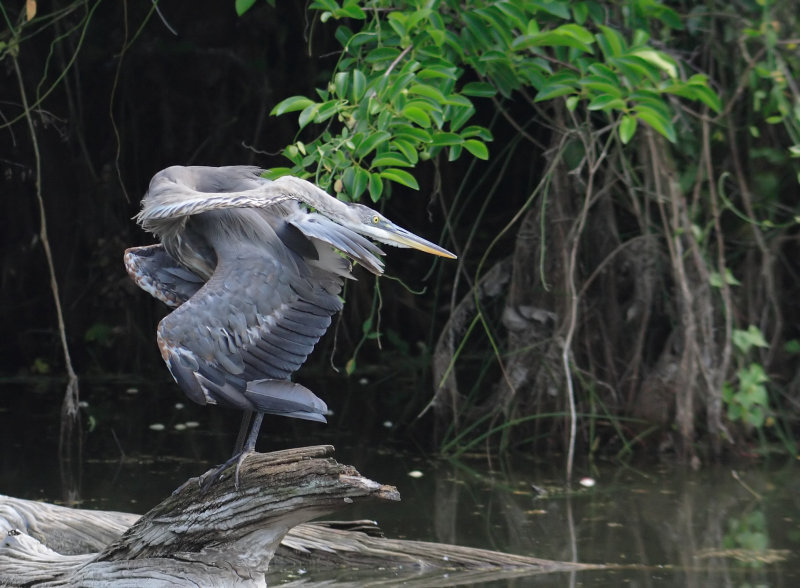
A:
378;222;457;259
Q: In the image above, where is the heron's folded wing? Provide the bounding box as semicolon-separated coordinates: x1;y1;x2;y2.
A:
124;244;204;307
137;169;300;225
155;244;342;416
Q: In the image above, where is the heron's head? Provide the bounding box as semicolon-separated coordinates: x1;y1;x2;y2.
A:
341;202;457;259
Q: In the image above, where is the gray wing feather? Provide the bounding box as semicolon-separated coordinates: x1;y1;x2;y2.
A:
138;169;324;225
245;380;328;423
156;241;342;418
124;244;204;307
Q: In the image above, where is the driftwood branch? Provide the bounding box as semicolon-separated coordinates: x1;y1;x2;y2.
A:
0;445;597;586
0;446;397;586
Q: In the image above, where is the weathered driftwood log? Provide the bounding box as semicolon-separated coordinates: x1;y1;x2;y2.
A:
0;445;599;586
0;445;397;587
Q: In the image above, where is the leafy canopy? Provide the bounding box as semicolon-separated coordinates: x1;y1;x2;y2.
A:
247;0;720;203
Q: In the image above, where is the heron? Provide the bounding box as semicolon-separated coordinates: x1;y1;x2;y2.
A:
124;165;455;484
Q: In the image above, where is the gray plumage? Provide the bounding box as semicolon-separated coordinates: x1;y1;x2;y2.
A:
125;165;455;461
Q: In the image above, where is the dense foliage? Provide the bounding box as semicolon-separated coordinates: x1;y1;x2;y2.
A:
1;1;798;466
250;0;799;464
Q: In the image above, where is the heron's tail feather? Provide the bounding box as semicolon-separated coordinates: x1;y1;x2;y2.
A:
245;379;328;423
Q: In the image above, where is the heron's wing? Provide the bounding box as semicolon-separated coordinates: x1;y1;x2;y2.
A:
155;242;340;421
288;212;386;275
137;171;323;224
123;244;204;307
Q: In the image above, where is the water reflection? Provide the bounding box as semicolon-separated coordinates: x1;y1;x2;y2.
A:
1;381;798;585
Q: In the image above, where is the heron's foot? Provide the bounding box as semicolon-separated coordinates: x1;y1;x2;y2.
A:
172;475;203;496
197;454;240;493
234;449;254;488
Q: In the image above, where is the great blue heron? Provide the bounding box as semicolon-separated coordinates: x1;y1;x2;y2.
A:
124;165;455;483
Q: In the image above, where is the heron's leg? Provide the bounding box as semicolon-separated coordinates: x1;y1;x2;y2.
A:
191;413;263;494
233;410;253;456
234;413;264;487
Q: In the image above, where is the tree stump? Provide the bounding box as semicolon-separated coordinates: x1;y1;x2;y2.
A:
0;445;598;586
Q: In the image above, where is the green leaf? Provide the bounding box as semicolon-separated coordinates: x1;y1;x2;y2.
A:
390;139;419;164
572;2;588;25
380;168;419;190
635;105;676;142
271;96;315;116
356;131;391;159
732;326;769;354
338;0;365;19
629;49;678;78
352;166;369;200
298;102;322;129
534;84;576;102
653;5;683;29
709;268;741;288
566;95;579;111
530;0;570;19
365;47;402;64
391;123;432;143
578;76;624;97
611;56;660;84
450;104;476;131
384;72;416;103
514;24;595;53
262;167;294;180
618;115;637;144
409;83;448;104
596;24;626;57
334;71;349;98
462;81;497;97
372;153;413;168
665;82;722;113
315;100;342;123
459;125;493;141
341;165;369;200
587;94;626;111
431;132;463;147
744;407;765;428
463;139;489;160
444;94;473;108
402;104;431;128
495;1;527;30
427;28;446;46
235;0;258;16
368;172;384;202
418;65;459;80
351;69;367;102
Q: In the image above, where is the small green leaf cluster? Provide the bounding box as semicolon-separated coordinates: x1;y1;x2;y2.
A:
722;326;771;428
737;5;800;189
529;19;720;144
269;0;495;201
722;511;769;568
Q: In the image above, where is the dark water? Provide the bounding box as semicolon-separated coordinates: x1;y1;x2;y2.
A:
1;381;799;586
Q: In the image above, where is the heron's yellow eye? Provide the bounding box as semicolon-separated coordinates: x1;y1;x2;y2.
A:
372;215;380;224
